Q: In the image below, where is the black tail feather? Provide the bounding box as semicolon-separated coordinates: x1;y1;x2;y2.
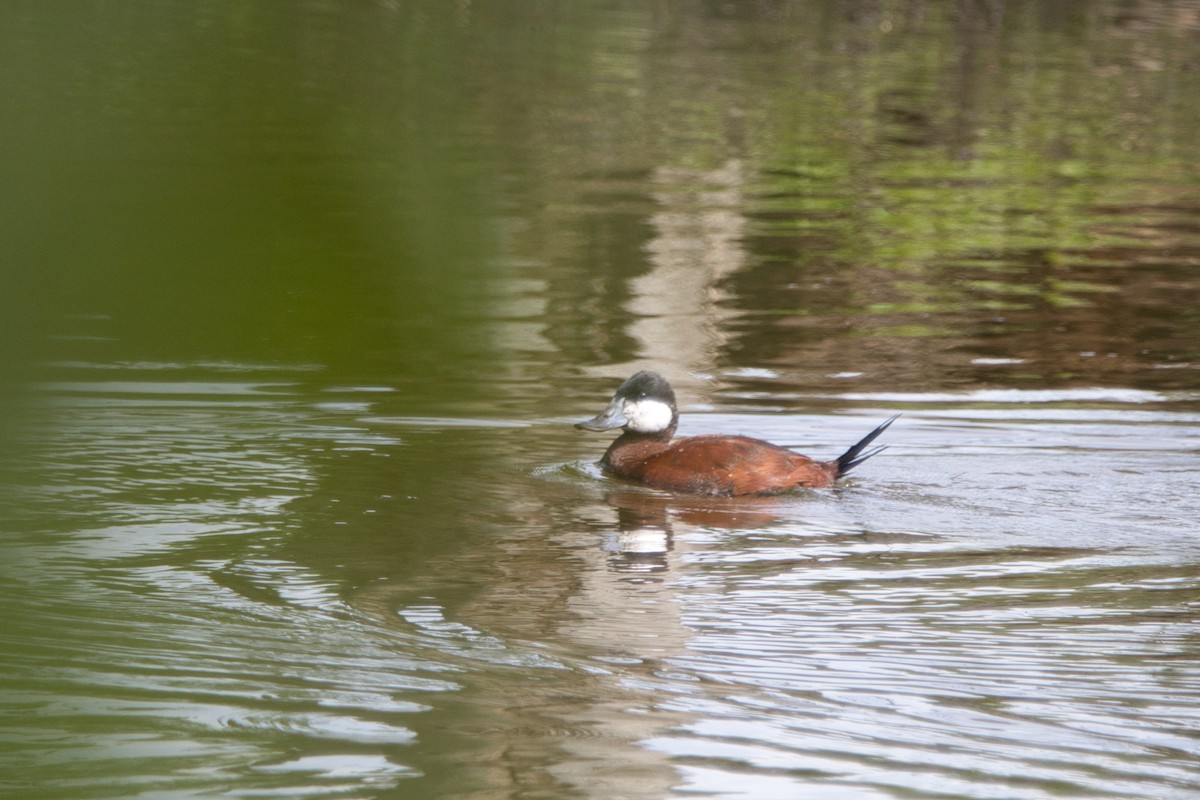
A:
835;414;899;477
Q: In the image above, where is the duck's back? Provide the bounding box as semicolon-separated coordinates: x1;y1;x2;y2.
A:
604;434;837;496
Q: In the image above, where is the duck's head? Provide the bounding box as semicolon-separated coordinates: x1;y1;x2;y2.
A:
576;371;678;436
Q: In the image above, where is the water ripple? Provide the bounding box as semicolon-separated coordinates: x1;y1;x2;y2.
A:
645;535;1200;798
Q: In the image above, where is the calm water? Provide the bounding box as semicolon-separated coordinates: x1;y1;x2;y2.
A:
3;2;1200;798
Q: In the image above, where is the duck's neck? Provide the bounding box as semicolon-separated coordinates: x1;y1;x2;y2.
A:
601;427;676;473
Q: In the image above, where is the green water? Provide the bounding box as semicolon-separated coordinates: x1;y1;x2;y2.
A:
3;2;1200;798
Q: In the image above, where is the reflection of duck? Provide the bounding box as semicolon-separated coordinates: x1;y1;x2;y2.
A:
605;488;785;531
577;371;897;497
596;489;789;571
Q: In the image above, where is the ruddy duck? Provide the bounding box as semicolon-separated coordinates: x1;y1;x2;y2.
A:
576;371;896;496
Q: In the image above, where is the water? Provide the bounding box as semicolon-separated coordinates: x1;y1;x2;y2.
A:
3;2;1200;798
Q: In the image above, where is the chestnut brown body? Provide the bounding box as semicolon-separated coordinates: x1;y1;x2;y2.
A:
577;371;896;498
602;432;839;496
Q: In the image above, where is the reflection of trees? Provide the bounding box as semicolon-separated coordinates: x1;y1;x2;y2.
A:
470;0;1200;393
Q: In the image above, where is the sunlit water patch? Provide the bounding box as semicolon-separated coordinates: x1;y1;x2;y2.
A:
532;395;1200;798
646;537;1200;799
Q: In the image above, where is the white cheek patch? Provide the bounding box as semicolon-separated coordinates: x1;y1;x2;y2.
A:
622;399;674;433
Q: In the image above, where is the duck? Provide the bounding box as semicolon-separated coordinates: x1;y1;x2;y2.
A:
576;371;896;496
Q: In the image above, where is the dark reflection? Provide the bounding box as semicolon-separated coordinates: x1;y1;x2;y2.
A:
606;493;675;574
597;488;788;574
605;487;788;533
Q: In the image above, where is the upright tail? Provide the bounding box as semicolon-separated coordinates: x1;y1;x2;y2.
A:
835;414;899;478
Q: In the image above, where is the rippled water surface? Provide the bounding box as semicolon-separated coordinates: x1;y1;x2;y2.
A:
3;2;1200;799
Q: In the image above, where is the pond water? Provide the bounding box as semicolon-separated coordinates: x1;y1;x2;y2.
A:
2;2;1200;799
